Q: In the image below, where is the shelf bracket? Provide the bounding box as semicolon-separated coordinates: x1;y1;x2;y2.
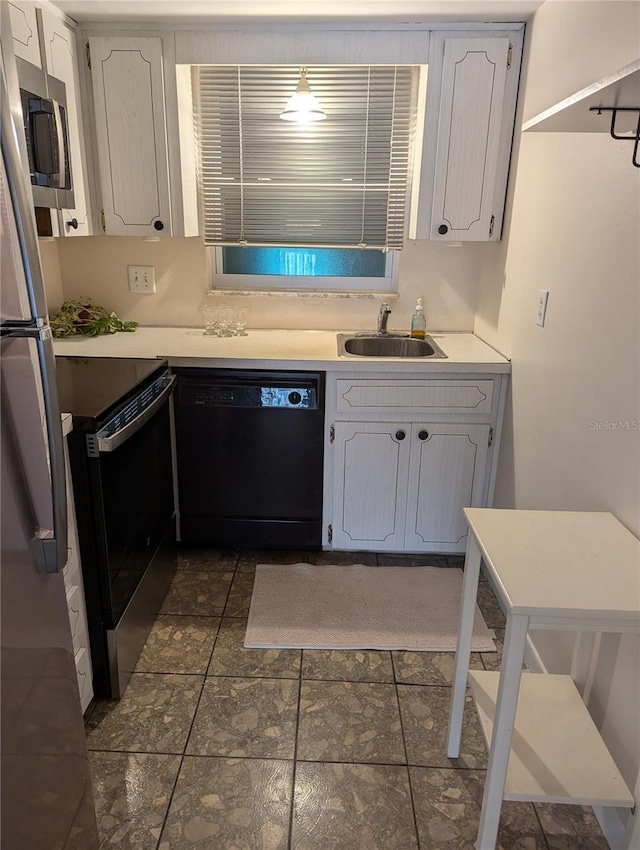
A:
589;106;640;167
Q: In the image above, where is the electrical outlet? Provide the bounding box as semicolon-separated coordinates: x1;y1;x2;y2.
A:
536;290;549;327
128;265;156;293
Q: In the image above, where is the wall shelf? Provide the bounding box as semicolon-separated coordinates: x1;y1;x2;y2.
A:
522;59;640;134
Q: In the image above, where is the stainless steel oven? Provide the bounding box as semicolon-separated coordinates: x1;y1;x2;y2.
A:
17;57;73;209
57;357;177;698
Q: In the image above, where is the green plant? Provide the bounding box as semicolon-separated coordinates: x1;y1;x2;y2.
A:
50;298;138;338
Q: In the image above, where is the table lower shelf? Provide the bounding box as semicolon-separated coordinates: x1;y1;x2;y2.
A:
468;671;635;807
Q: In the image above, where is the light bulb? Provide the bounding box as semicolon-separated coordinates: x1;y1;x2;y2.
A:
280;68;326;124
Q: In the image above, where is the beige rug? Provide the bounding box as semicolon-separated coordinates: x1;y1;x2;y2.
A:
245;563;495;652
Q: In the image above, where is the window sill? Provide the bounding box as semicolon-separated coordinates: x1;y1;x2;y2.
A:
207;289;399;300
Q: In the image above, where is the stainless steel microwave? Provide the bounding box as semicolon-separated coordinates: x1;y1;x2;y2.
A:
17;57;74;210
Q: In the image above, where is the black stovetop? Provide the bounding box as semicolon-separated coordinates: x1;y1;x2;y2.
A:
55;356;168;429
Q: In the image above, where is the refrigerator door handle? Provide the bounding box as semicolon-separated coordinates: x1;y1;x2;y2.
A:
36;328;67;573
3;326;68;572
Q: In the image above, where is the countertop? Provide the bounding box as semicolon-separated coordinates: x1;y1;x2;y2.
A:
53;328;510;374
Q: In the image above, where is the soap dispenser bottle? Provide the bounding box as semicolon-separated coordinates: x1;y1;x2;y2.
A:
410;298;427;339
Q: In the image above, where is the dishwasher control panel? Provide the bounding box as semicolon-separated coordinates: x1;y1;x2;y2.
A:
187;384;317;409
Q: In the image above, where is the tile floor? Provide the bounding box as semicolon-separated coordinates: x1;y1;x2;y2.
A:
85;549;609;850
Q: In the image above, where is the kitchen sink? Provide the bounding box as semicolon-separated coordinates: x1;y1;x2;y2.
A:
337;333;447;358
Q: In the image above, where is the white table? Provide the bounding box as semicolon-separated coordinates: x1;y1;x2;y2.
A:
447;508;639;849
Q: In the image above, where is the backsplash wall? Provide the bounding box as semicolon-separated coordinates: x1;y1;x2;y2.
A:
39;239;65;312
50;235;488;332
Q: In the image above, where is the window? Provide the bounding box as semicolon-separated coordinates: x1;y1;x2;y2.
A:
212;245;395;292
192;64;422;291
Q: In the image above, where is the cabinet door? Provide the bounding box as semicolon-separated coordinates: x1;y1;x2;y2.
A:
404;423;490;553
40;10;91;236
63;439;94;708
431;37;511;241
332;421;410;551
8;1;41;67
89;36;171;236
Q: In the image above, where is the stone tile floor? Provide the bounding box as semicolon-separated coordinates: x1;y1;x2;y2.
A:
86;549;609;849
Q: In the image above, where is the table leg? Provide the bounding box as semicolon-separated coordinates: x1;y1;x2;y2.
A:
447;532;482;758
476;612;529;849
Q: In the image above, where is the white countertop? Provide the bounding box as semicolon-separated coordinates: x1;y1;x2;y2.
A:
53;328;510;373
465;508;640;618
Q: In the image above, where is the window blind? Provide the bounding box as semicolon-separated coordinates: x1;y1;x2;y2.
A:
193;65;420;250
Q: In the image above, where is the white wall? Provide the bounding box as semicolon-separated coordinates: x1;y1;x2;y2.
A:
475;0;640;841
38;238;64;314
521;0;640;123
53;234;484;332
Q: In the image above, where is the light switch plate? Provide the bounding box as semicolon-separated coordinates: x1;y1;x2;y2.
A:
128;265;156;293
536;290;549;327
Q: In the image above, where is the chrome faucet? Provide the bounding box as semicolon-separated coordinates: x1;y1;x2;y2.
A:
378;301;391;334
377;302;392;334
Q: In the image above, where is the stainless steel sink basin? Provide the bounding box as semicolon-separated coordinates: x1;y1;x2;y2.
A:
337;333;447;359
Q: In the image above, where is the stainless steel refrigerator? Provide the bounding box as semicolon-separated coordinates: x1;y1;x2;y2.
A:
0;10;99;849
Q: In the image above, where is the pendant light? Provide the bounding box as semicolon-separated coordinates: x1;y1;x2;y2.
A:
280;68;326;123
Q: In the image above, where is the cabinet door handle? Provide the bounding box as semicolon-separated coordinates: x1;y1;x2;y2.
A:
66;217;78;230
153;220;164;231
438;224;449;235
418;430;429;441
395;430;406;441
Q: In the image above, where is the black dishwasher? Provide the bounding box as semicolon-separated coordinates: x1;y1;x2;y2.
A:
174;369;325;548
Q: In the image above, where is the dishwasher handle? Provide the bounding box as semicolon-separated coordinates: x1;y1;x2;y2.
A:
96;374;176;453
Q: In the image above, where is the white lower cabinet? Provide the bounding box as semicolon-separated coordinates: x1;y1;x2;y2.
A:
404;423;490;551
62;422;93;713
331;419;490;553
327;373;505;554
74;648;92;713
331;421;411;551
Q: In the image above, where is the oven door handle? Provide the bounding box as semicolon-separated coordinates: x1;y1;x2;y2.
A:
96;374;176;453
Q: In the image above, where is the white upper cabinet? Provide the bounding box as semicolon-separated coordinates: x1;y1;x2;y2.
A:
410;29;523;242
432;38;508;241
8;1;42;67
8;2;91;237
39;8;91;236
89;36;172;236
